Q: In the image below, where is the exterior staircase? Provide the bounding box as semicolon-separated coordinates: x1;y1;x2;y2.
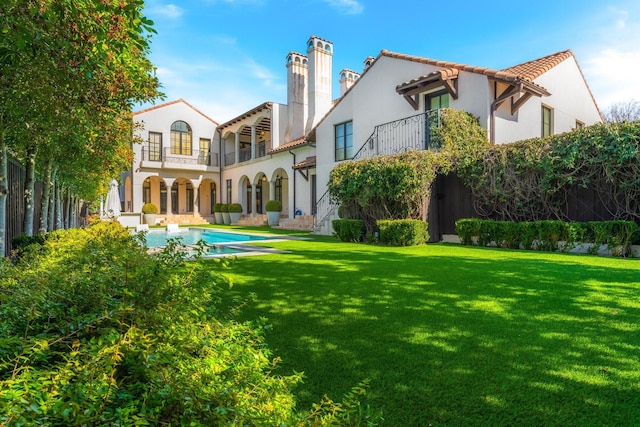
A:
278;215;314;231
313;109;443;235
157;213;213;225
235;214;268;226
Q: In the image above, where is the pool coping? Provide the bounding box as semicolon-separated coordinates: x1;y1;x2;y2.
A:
139;227;307;258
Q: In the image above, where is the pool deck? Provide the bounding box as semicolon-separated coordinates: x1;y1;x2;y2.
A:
140;226;307;258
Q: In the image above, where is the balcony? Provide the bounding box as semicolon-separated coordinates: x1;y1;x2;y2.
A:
223;140;270;167
352;110;442;161
140;147;220;171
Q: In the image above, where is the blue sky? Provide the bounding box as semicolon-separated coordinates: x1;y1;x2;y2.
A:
139;0;640;123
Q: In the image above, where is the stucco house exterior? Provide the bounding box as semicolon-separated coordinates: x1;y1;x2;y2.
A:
313;48;602;233
123;99;219;224
122;36;602;233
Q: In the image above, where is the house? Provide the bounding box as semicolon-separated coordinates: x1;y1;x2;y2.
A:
313;48;602;233
123;99;219;224
123;36;602;233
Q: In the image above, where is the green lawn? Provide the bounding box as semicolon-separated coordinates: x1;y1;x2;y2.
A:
212;227;640;426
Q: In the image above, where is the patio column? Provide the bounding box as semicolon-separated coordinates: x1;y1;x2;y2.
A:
269;180;275;201
165;180;172;217
251;183;257;217
251;125;256;160
193;184;200;216
234;132;240;164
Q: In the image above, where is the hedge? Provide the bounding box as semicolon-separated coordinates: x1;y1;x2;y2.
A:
377;219;429;246
332;219;364;242
455;218;639;257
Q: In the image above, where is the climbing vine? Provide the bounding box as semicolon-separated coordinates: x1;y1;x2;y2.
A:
328;109;488;233
455;121;640;221
328;111;640;230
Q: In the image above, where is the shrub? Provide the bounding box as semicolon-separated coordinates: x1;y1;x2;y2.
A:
213;203;224;212
454;218;638;257
377;219;429;246
10;232;47;261
332;219;364;242
265;200;282;212
141;203;158;214
220;203;229;213
0;222;380;425
228;203;243;213
455;218;479;245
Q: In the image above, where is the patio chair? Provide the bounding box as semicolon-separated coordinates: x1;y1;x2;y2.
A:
166;223;181;233
136;224;150;233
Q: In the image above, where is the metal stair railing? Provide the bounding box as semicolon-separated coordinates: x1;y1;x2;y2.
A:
313;189;337;232
313;109;444;232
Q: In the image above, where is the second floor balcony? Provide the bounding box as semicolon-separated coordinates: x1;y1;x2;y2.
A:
224;140;268;166
140;147;220;171
352;109;444;161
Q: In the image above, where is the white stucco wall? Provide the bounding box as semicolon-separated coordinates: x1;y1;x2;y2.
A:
493;57;602;144
130;100;218;214
315;55;494;199
220;144;315;218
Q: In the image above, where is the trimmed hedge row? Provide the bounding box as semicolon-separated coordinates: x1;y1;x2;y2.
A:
455;218;639;256
377;219;429;246
332;219;364;242
333;219;429;246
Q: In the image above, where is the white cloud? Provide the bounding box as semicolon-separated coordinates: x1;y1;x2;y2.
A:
583;48;640;109
322;0;364;15
578;5;640;110
150;3;184;19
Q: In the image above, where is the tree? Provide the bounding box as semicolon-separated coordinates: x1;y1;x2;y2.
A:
602;99;640;123
0;0;161;253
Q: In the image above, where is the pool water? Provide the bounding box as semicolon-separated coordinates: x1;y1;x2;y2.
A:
143;228;269;248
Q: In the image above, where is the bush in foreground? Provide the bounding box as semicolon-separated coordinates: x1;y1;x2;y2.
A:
0;222;379;426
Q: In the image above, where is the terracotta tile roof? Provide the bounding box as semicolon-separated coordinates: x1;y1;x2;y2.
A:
293;156;316;170
133;98;218;124
388;50;551;96
306;48;600;141
501;50;574;81
396;68;459;92
269;137;309;154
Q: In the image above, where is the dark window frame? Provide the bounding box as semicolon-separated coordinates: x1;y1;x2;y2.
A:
334;120;353;161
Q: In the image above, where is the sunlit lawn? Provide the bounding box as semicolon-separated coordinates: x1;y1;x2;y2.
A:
212;227;640;426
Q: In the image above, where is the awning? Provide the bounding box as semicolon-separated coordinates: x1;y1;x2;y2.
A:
396;68;459;110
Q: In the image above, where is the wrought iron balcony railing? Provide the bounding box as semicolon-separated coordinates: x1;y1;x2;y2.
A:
352;109;442;161
314;109;444;231
141;147;219;167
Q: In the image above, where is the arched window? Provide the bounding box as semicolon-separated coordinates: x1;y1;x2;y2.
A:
170;121;192;155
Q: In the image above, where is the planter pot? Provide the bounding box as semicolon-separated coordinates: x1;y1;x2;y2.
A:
214;212;223;224
267;211;281;226
143;213;157;225
222;212;231;225
229;212;242;224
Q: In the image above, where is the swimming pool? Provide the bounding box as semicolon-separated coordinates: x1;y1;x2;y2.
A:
143;228;270;248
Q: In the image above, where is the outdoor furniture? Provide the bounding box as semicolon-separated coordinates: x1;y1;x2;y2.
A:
166;223;181;233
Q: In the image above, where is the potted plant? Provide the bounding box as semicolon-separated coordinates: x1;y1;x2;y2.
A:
213;203;224;224
228;203;243;224
265;200;282;226
141;203;158;225
221;203;231;225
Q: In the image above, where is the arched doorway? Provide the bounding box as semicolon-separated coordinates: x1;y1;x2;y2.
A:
142;176;167;213
171;178;194;214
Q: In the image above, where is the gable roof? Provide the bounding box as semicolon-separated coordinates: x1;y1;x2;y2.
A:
133;98;219;125
501;50;574;81
309;48;590;136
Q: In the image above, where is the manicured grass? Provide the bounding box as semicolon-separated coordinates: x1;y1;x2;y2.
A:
213;229;640;426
